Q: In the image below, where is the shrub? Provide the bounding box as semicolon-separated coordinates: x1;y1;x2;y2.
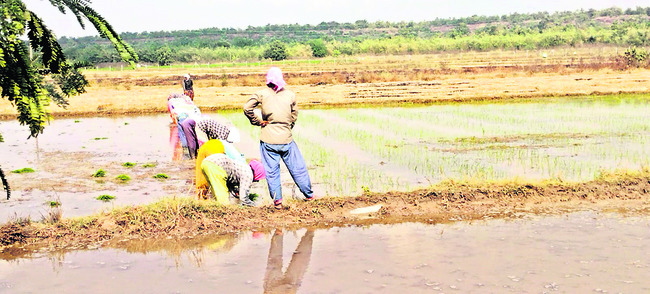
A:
122;162;135;167
92;169;106;177
115;174;131;182
11;168;34;174
97;194;116;202
308;39;329;58
153;173;169;179
262;41;288;61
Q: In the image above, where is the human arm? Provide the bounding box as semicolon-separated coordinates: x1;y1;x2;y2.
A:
290;95;298;129
195;148;209;199
237;161;254;205
243;94;264;126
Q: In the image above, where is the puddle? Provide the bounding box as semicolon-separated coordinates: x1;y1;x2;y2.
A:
1;211;649;292
0;113;274;223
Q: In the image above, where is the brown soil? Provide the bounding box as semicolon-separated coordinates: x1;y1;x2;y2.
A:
0;55;649;119
1;170;649;255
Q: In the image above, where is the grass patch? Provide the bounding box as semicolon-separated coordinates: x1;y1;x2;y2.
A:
152;173;169;179
11;168;34;174
96;194;116;202
122;162;136;167
92;169;106;177
49;201;61;207
115;174;131;182
142;163;157;168
93;137;108;140
74;120;80;123
2;169;650;251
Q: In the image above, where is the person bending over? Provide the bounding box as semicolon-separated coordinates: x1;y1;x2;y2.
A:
200;154;265;206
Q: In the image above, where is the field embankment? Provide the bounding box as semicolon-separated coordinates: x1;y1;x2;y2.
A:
1;169;649;254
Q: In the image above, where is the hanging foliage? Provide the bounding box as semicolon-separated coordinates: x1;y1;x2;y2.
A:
0;0;138;138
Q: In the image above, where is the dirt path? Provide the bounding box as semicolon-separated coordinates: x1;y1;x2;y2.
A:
1;170;649;255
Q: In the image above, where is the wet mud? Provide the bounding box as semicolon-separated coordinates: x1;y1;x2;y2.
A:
1;168;649;252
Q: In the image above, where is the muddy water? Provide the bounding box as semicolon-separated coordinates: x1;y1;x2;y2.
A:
1;211;649;293
0;113;276;223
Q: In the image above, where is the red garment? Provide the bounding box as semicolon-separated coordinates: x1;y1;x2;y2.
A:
184;89;194;100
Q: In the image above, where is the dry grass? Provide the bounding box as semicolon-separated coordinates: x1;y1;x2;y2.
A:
1;48;647;118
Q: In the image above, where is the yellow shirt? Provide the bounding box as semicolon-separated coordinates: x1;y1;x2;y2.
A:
195;140;225;194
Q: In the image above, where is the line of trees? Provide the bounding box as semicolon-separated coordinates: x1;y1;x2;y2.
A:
59;6;650;65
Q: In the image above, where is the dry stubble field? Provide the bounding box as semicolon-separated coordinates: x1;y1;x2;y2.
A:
0;47;648;118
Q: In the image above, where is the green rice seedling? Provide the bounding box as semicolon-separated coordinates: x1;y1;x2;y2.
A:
153;173;169;179
97;194;116;202
115;174;131;182
11;167;34;174
92;169;106;177
122;162;136;167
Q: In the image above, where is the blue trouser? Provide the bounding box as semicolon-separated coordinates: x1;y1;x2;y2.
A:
260;141;313;203
177;122;188;148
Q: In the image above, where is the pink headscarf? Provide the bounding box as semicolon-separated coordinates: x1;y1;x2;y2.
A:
249;159;266;181
265;67;287;92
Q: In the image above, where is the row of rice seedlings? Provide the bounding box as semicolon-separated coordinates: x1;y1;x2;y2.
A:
219;110;399;195
299;111;501;183
299;99;650;183
359;99;650;140
473;134;650;181
292;129;399;196
220;95;649;188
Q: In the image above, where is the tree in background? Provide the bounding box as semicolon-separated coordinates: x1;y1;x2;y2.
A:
155;46;173;66
262;40;288;61
0;0;138;199
308;39;329;58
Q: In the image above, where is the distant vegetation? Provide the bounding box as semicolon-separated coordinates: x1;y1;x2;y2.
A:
59;7;650;65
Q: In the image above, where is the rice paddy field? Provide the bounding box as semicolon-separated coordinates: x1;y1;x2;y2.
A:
222;94;650;196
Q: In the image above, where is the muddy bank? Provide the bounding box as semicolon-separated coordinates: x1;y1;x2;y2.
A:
1;170;649;253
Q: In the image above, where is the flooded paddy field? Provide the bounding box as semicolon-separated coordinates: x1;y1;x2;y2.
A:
1;94;649;223
1;211;649;293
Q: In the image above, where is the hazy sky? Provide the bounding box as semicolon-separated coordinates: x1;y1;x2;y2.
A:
23;0;649;38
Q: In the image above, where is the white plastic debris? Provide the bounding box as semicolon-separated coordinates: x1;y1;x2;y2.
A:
349;204;382;215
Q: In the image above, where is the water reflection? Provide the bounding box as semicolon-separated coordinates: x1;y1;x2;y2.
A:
169;123;185;161
1;212;650;292
264;229;314;294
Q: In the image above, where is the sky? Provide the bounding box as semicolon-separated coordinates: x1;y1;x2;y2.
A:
23;0;650;38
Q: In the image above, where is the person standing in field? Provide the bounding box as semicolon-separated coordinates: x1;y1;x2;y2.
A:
182;73;194;100
243;67;314;209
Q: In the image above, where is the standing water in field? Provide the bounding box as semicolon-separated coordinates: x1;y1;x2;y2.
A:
1;95;649;221
1;211;649;292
